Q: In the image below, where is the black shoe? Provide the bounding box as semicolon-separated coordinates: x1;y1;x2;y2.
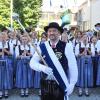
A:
4;94;8;98
0;95;2;99
20;93;24;97
25;93;29;97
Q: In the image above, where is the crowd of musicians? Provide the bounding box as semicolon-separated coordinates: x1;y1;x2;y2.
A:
0;23;100;99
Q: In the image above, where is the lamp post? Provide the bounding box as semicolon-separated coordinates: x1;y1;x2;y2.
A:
88;0;91;29
10;0;13;30
12;13;27;33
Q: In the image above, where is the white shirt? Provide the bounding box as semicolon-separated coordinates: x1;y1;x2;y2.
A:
9;39;20;55
96;40;100;52
72;38;81;48
32;39;38;46
75;42;95;56
30;41;78;85
15;44;35;57
0;41;8;49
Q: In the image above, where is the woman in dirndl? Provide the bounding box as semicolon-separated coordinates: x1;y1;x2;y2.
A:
75;34;95;96
15;34;35;97
8;31;20;86
96;38;100;86
72;31;83;52
90;36;99;87
0;32;13;99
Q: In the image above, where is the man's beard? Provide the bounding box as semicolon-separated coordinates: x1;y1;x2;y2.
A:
49;35;57;41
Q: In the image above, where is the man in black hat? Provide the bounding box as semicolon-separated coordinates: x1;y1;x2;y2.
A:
30;22;78;100
94;23;100;38
95;23;100;28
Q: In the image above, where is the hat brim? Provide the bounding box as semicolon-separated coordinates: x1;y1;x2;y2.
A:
95;23;100;27
44;26;63;34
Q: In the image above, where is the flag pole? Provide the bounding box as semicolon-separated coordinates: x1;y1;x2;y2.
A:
11;0;13;30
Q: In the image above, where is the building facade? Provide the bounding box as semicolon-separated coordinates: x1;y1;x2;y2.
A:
77;0;100;31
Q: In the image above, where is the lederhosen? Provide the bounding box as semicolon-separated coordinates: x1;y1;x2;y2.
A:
15;45;34;88
40;40;68;100
0;42;13;90
76;43;93;88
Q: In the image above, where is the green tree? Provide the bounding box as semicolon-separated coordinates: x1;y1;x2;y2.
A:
0;0;10;29
0;0;42;30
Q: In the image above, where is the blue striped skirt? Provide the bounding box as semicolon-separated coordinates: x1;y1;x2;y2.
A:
92;56;99;87
15;57;34;88
76;56;93;88
33;71;41;89
0;56;13;90
96;56;100;85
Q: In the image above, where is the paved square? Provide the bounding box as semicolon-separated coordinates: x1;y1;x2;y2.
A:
1;87;100;100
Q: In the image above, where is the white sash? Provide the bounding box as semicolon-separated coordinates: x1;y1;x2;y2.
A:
45;41;69;100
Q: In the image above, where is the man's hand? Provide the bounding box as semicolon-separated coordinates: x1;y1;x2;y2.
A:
43;67;53;75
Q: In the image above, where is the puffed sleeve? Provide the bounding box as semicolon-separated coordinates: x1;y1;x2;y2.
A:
96;40;100;53
17;40;20;45
75;43;79;56
15;46;19;57
65;43;78;85
9;43;13;54
30;45;35;55
30;46;48;72
91;44;95;56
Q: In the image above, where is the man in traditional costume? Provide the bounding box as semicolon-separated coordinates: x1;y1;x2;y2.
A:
30;22;78;100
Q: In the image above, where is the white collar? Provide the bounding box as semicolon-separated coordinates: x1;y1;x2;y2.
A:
49;40;59;46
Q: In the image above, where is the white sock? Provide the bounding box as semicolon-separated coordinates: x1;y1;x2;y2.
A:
25;88;29;94
21;89;24;94
4;90;8;95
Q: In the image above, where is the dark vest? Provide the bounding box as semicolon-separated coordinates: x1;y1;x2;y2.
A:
40;40;68;78
49;40;68;75
79;42;91;55
0;42;10;56
18;45;30;56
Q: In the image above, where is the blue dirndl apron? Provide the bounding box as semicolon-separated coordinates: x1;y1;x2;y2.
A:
96;56;100;86
15;57;34;88
92;55;99;87
0;56;13;90
76;55;93;88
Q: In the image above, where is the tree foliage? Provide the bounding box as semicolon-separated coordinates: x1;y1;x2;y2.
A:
0;0;10;29
0;0;42;30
